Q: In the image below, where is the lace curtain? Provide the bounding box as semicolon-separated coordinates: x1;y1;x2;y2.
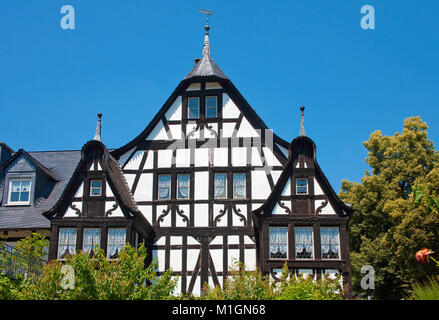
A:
177;174;189;199
320;228;340;259
295;227;313;259
158;175;171;200
233;173;246;199
107;228;126;259
214;173;227;199
270;227;288;259
58;228;77;259
83;228;100;254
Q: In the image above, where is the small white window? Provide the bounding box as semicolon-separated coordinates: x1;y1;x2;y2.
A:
269;227;288;259
205;96;218;118
188;97;200;119
214;173;227;199
320;227;340;259
233;173;246;199
90;180;102;196
177;174;190;199
58;228;77;259
83;228;101;255
296;178;308;195
295;227;314;259
158;174;171;200
8;179;31;205
107;228;126;259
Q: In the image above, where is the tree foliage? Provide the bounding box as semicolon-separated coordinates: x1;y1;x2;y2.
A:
200;262;343;300
339;116;439;299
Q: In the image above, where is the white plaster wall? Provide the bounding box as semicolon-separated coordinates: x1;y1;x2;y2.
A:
165;96;182;121
251;171;271;199
124;174;136;190
105;182;113;197
194;171;209;200
227;249;240;271
146;120;169;140
282;179;291;196
213;148;228;167
187;249;199;271
105;200;124;217
65;201;83;217
237;118;260;138
233;204;246;226
214;204;227;227
315;200;337;215
222;94;240;119
232;147;247;167
176;204;190;227
205;123;218;138
194;203;209;227
244;249;257;270
138;205;152;223
176;149;190;167
124;151;144;170
314;178;324;195
271;171;282;185
205;82;222;90
74;182;83;198
144;151;154;169
186;123;200;139
134;173;153;201
157;150;173;168
251;147;263;166
221;122;236;138
117;147;135;167
263;147;281;166
210;249;223;272
169;124;182;140
169;249;182;272
157;204;171;227
194;148;209;167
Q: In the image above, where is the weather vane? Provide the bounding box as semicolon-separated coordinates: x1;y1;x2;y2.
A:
199;8;213;24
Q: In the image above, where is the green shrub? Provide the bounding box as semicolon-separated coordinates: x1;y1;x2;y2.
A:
410;277;439;300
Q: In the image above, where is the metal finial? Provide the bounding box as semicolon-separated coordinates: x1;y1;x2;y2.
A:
299;106;305;136
94;113;102;141
199;9;213;56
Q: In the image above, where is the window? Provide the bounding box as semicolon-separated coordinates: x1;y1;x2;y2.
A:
233;173;246;199
107;228;126;259
205;96;218;118
188;97;200;119
8;179;31;204
83;228;100;256
295;227;314;259
269;227;288;259
58;228;77;259
296;269;314;279
214;173;227;199
296;178;308;194
90;180;102;196
158;174;171;200
320;227;340;259
177;174;190;199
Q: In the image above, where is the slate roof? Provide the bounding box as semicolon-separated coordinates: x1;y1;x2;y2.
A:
0;150;81;230
184;54;228;80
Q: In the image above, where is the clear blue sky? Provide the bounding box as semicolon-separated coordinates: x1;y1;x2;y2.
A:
1;1;438;191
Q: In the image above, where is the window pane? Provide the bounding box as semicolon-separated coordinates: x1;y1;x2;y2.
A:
83;228;101;255
206;96;217;118
21;181;31;191
177;174;190;199
296;179;308;194
233;173;246;198
10;192;20;202
58;228;77;259
269;227;288;259
295;227;313;259
11;181;21;192
158;174;171;199
188;97;199;119
214;173;227;199
19;191;29;202
90;180;102;196
320;227;340;259
107;228;126;259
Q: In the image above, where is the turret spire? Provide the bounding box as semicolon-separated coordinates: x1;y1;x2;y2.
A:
299;106;306;136
200;9;213;56
94;113;102;141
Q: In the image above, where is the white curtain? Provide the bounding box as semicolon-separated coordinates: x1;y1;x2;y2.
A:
177;175;189;199
107;229;126;259
214;173;227;198
321;228;339;259
295;227;313;258
58;228;77;259
83;228;100;254
158;175;171;199
270;227;288;259
233;173;246;198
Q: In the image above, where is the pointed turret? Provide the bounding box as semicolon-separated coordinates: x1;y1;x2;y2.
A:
93;113;102;141
299;106;306;137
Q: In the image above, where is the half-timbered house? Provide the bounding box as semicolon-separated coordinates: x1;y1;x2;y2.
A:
0;18;353;296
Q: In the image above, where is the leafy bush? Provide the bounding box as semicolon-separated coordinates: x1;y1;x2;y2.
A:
410;277;439;300
201;262;343;300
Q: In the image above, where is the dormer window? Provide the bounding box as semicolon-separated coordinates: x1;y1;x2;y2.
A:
90;180;102;196
8;179;31;205
205;96;218;118
188;97;200;119
296;178;308;195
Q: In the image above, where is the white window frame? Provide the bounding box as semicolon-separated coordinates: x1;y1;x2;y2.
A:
232;173;246;199
177;174;190;199
188;97;200;119
269;227;289;260
90;180;102;196
107;228;126;259
205;96;218;118
294;227;314;260
82;228;101;254
320;227;341;260
158;174;171;200
296;178;308;195
214;173;227;199
57;228;77;260
7;178;32;205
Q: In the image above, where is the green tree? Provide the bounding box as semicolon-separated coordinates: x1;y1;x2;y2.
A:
340;116;439;299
